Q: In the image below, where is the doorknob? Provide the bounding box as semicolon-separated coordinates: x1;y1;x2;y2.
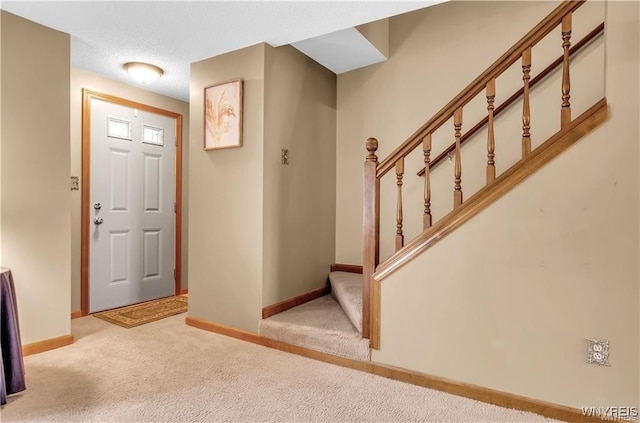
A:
94;217;104;225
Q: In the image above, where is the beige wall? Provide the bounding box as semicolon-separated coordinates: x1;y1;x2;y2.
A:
189;44;266;332
356;19;389;59
0;13;3;266
189;43;337;331
262;45;336;306
334;0;637;408
1;12;71;344
69;68;190;312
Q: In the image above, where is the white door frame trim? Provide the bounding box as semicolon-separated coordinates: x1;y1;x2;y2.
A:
81;89;184;316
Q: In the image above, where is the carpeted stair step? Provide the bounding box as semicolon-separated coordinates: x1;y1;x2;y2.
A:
329;271;363;334
259;295;370;361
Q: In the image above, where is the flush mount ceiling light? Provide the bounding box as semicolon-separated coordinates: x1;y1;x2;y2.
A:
123;62;164;85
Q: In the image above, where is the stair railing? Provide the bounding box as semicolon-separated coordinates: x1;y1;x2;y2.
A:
362;0;607;346
417;22;604;177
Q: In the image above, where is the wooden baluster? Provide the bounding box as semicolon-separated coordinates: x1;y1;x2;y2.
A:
422;134;432;230
486;79;496;183
561;13;572;128
453;108;463;208
362;137;379;341
395;158;404;251
522;47;532;158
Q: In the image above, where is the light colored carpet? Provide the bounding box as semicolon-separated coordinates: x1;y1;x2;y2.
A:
329;271;363;333
2;314;563;423
259;295;370;361
93;296;188;328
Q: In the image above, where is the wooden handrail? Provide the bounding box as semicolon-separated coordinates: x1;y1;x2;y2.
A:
376;0;585;179
417;22;604;176
374;98;608;282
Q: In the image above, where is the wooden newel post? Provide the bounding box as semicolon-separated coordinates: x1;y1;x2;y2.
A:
362;137;379;341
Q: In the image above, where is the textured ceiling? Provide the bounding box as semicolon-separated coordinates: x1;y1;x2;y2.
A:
1;1;438;102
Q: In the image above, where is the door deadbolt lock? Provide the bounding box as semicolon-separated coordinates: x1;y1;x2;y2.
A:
94;203;102;210
94;217;104;225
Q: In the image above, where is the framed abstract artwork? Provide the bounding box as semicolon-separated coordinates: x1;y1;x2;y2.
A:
204;79;243;150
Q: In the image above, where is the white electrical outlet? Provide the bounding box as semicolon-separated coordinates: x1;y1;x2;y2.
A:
587;338;610;366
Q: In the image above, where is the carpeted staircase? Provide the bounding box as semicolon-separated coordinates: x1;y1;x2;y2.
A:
259;271;370;361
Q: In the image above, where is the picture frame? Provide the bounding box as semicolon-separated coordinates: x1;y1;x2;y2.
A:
204;79;243;150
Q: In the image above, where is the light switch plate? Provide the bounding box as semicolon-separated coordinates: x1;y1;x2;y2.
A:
587;338;610;366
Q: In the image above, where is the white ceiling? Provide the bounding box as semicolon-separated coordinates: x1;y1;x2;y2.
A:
1;1;441;102
292;27;387;75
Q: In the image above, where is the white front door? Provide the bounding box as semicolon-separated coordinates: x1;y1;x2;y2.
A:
89;98;176;313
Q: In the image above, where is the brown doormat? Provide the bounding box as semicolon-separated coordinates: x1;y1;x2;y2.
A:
93;296;188;328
